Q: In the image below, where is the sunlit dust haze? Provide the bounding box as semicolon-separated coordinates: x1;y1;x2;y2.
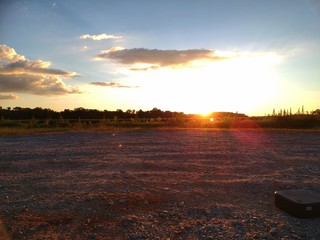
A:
1;0;319;116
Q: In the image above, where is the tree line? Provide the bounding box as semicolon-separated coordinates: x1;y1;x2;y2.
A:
270;106;320;116
0;107;247;120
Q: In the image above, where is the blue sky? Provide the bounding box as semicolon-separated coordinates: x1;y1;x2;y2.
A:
1;0;319;115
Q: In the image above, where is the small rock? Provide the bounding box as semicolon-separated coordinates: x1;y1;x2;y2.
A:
241;219;249;224
87;233;96;239
118;198;126;204
269;227;279;235
252;232;259;239
40;223;49;228
159;211;168;218
205;209;212;215
206;224;213;230
107;200;114;205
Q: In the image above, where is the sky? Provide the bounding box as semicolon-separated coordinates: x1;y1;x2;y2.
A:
0;0;320;116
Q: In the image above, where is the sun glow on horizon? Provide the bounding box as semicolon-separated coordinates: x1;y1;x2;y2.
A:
163;52;281;114
86;50;284;115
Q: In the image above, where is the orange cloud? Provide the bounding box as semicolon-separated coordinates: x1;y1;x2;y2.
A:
1;60;77;77
90;81;139;88
0;94;19;100
96;47;227;69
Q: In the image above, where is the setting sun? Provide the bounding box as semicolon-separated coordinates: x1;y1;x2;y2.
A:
105;51;283;115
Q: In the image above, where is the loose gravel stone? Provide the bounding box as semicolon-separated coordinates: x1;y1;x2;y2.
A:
1;131;320;239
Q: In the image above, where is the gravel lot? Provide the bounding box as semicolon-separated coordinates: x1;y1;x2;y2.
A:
0;129;320;239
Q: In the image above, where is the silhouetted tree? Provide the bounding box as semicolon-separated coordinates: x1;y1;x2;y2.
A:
312;109;320;115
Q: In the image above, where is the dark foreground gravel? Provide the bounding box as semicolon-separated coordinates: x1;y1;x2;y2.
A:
0;129;320;239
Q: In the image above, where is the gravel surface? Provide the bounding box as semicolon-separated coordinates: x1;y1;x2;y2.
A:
0;129;320;239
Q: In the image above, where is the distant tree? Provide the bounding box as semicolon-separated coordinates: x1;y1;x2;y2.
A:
137;109;145;118
150;108;162;118
126;109;133;114
312;109;320;115
279;109;282;116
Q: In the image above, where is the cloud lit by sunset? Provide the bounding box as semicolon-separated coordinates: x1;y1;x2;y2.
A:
0;45;80;97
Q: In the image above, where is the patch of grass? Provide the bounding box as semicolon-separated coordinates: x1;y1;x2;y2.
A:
1;115;320;136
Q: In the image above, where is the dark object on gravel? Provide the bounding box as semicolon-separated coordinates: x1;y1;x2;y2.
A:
275;189;320;218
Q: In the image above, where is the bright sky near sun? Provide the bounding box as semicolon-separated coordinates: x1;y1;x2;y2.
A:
0;0;320;116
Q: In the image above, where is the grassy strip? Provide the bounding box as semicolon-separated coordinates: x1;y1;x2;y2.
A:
1;125;320;137
1;116;320;136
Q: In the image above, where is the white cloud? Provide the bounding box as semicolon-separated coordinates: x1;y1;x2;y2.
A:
0;45;81;96
0;44;25;63
80;33;122;41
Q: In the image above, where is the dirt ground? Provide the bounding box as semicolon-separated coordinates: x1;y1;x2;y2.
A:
0;129;320;239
